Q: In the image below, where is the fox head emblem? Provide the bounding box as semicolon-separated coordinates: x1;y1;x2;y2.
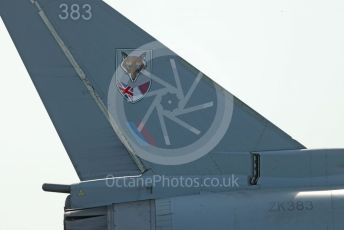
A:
120;52;147;82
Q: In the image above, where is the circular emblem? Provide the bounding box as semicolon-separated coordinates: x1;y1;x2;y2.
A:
108;41;234;165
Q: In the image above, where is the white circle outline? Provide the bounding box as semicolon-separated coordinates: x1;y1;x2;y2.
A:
108;41;234;165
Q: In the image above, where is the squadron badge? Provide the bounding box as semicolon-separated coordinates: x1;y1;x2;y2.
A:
116;50;152;103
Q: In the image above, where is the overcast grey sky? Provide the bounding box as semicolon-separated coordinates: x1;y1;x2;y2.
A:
1;0;344;229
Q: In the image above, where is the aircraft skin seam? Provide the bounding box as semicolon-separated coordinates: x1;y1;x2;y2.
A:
30;0;146;173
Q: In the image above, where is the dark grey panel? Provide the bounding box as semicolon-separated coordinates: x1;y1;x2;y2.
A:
64;206;108;230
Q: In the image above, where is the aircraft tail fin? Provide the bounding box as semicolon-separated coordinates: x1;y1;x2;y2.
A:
1;0;304;178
